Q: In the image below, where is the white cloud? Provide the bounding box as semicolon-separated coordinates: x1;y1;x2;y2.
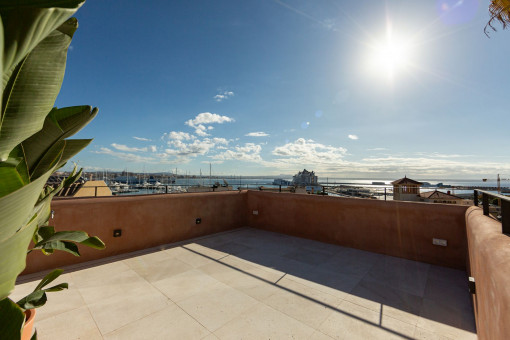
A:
245;131;269;137
186;112;234;126
212;137;230;145
165;139;216;157
149;145;157;152
213;143;262;162
214;90;234;102
95;147;154;163
194;124;210;137
185;112;234;137
367;147;388;151
268;138;348;170
348;134;359;140
133;136;151;142
164;131;194;141
111;143;147;152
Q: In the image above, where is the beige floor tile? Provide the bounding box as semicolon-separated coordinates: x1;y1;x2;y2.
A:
362;256;430;297
262;286;337;329
202;241;252;256
214;303;316;340
201;333;220;340
413;327;456;340
283;247;334;266
70;261;132;284
177;282;258;332
285;268;362;300
276;276;345;308
87;284;170;334
124;255;193;283
76;268;152;305
199;261;280;301
318;247;379;277
181;243;228;260
220;254;285;281
166;246;217;268
417;298;477;340
309;331;336;339
423;273;471;312
12;273;85;322
318;300;413;340
152;269;222;302
345;279;422;325
103;304;209;340
34;306;102;340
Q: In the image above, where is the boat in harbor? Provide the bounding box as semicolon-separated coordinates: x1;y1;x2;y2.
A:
273;178;292;186
187;180;232;193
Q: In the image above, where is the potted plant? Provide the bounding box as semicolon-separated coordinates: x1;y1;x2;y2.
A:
0;1;104;339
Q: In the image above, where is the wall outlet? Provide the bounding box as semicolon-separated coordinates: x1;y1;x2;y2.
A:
432;238;447;246
253;210;259;215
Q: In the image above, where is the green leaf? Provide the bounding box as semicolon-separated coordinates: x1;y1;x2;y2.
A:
16;290;46;310
33;229;106;254
37;240;80;256
16;271;68;310
30;141;65;180
0;17;78;161
0;165;56;299
34;269;63;291
0;297;25;340
21;106;97;173
0;217;38;300
42;282;68;293
0;2;83;90
79;236;105;249
36;226;55;243
0;165;25;197
57;139;93;169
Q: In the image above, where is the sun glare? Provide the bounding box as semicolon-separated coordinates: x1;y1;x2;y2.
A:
366;22;412;82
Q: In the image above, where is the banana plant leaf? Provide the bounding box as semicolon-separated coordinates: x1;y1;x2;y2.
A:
0;215;39;301
0;1;84;88
0;17;78;161
31;227;105;256
0;297;25;340
16;269;68;310
22;106;98;173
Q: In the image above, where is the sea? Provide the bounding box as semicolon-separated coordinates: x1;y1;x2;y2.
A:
112;177;509;197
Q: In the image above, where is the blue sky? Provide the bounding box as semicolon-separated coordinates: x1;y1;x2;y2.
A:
58;0;510;179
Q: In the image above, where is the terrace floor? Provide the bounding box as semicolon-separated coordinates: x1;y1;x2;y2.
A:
13;228;477;339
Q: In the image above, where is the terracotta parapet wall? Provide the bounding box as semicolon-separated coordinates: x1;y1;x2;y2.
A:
246;191;469;268
466;206;510;340
24;190;470;274
23;191;247;274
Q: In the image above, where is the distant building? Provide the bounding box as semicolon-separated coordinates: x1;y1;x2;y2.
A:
47;175;112;197
392;176;422;201
419;190;471;205
292;169;318;187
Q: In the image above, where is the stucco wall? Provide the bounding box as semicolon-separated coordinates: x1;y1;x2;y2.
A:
23;191;246;274
24;190;470;274
246;191;469;268
466;206;510;340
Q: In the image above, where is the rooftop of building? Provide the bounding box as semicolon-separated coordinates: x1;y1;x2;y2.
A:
391;176;423;186
14;227;476;339
420;190;463;200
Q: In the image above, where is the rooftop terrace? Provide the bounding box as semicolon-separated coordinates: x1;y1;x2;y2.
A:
14;227;476;339
12;190;510;339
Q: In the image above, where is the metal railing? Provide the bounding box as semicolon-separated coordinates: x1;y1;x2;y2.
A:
474;190;510;234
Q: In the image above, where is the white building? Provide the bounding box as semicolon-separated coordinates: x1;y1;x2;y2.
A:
292;169;318;187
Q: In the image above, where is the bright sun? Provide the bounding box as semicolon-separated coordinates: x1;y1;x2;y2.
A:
367;24;412;82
